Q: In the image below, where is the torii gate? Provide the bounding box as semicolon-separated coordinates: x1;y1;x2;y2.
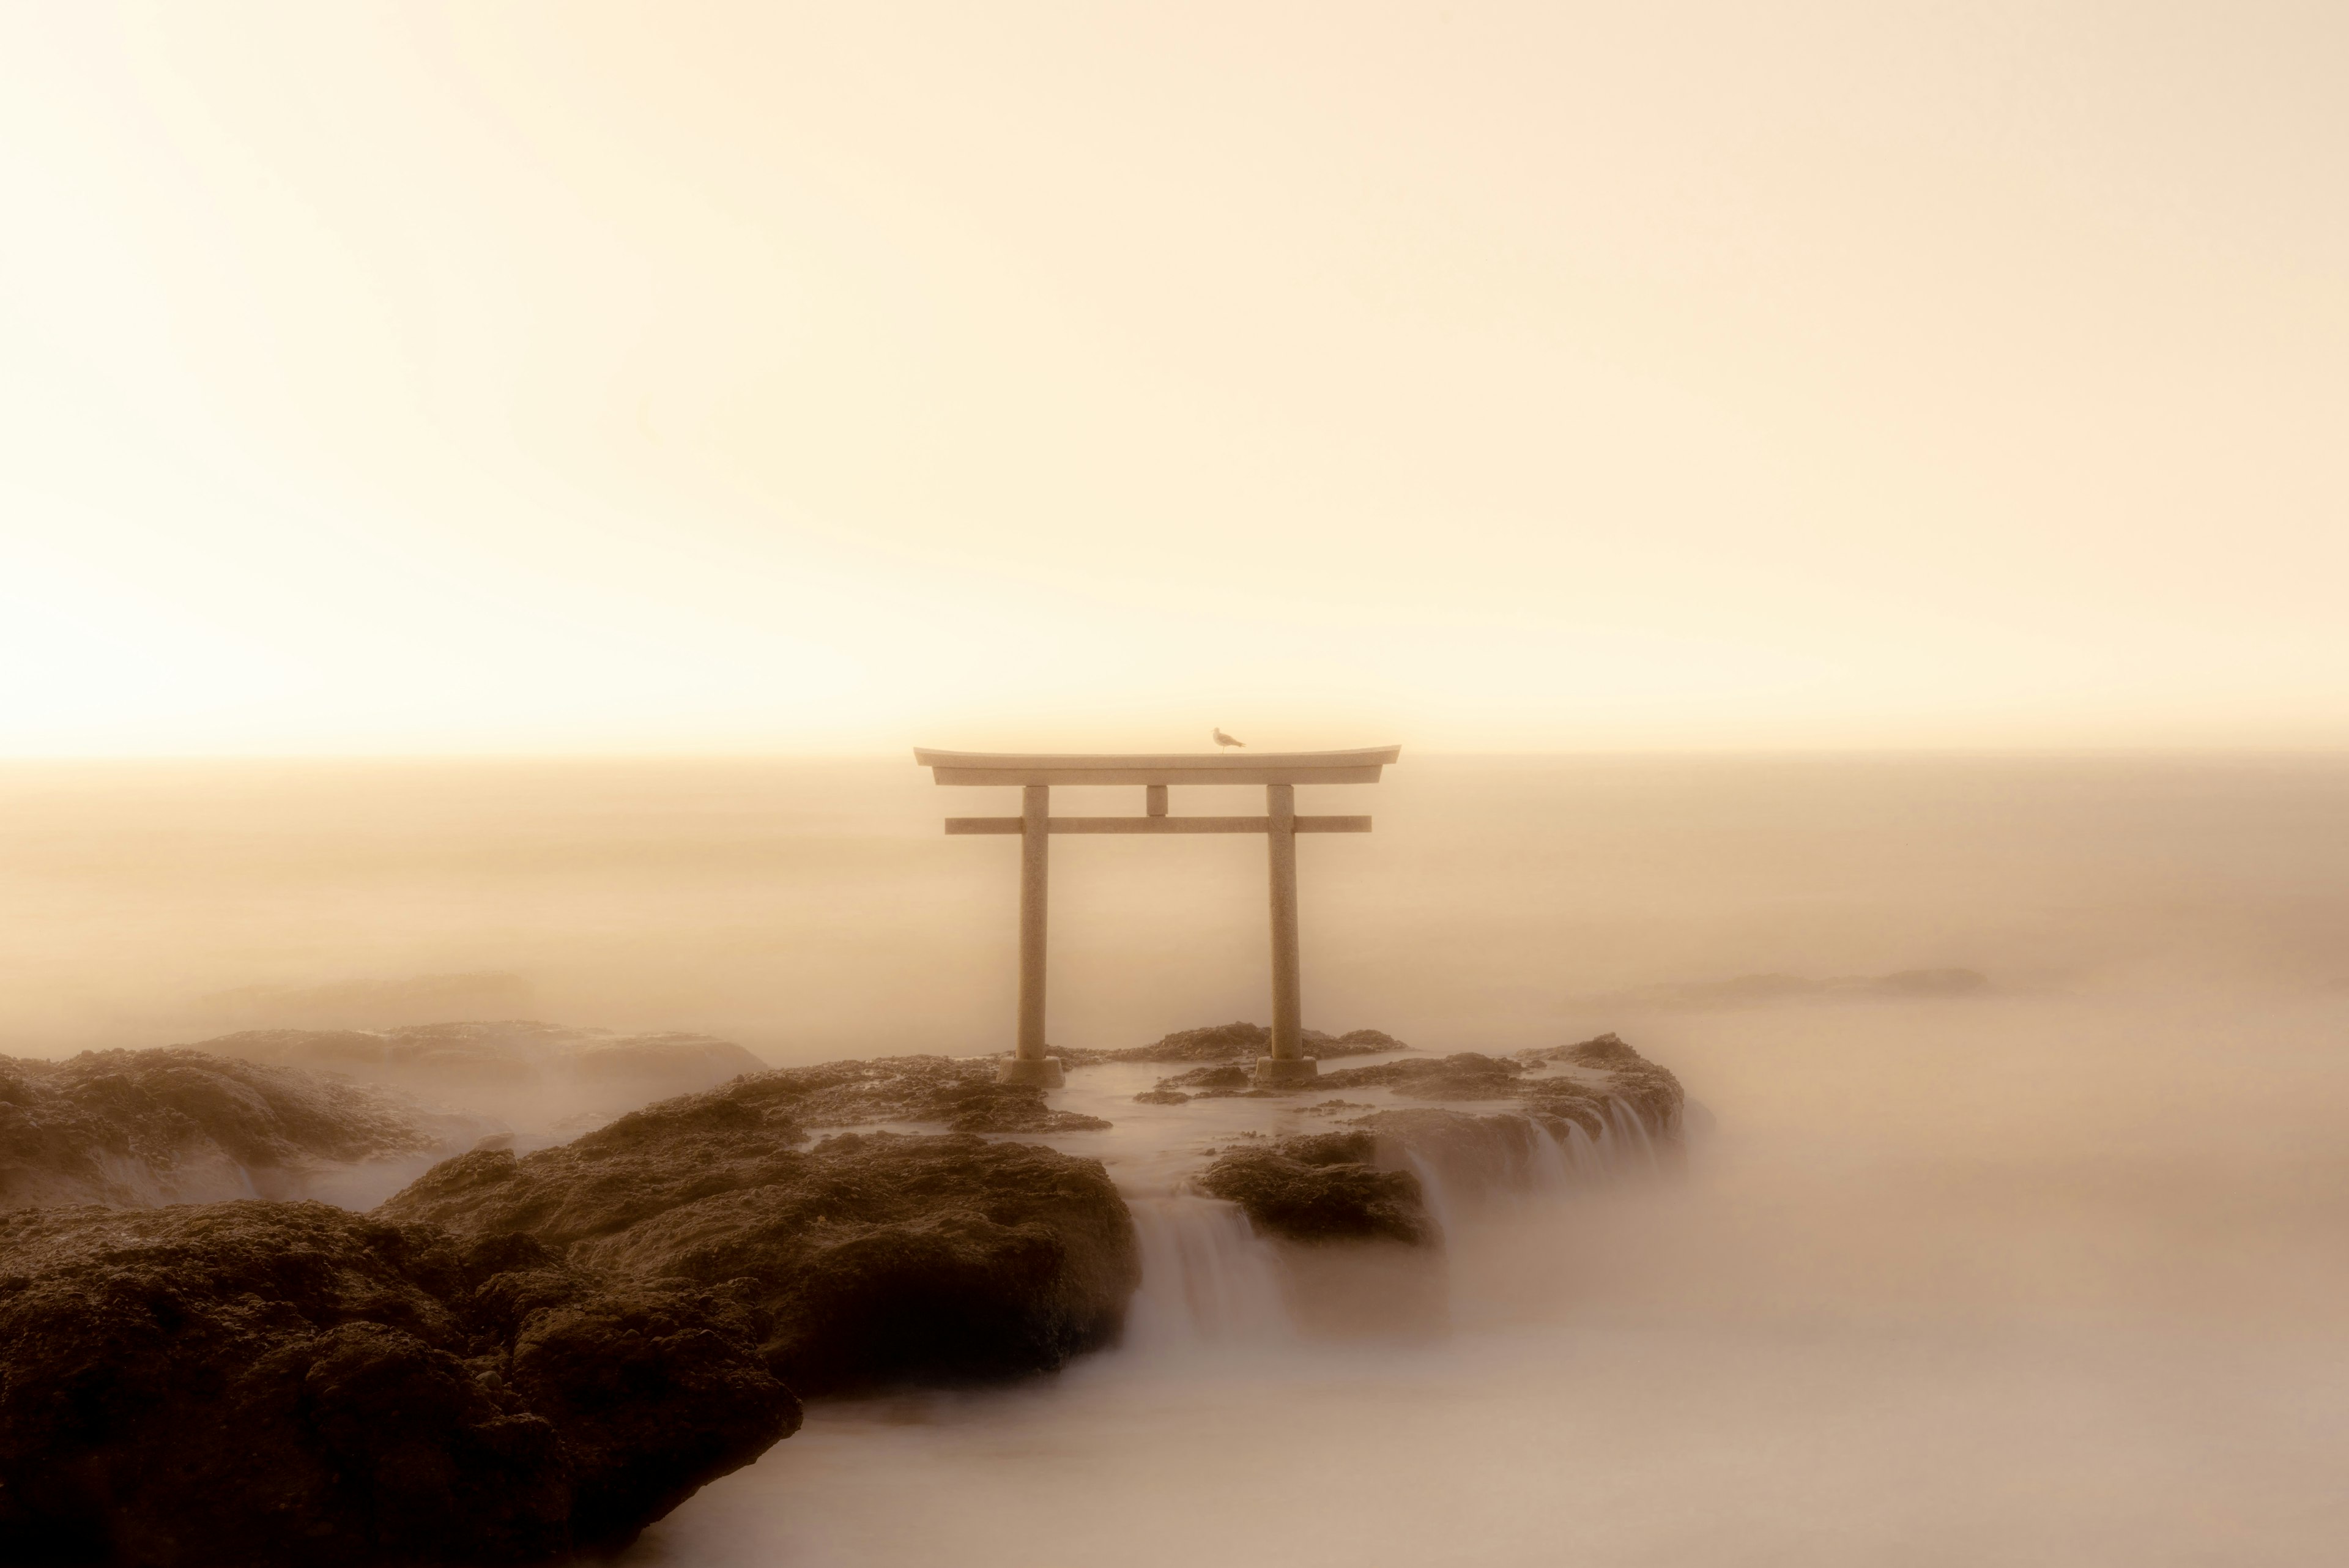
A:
915;745;1402;1089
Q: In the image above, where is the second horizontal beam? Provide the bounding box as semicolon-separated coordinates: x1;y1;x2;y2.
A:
945;815;1371;835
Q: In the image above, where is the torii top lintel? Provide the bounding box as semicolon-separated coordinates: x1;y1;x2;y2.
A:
911;745;1401;787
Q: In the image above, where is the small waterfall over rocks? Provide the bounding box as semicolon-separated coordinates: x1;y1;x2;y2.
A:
1122;1094;1680;1347
1124;1195;1294;1348
1365;1096;1673;1213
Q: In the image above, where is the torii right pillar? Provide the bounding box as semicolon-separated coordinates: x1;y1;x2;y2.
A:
1258;781;1316;1085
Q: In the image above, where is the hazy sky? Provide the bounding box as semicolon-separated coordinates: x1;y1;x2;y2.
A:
3;2;2343;755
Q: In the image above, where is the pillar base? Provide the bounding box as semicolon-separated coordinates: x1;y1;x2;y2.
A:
996;1055;1066;1089
1253;1055;1319;1088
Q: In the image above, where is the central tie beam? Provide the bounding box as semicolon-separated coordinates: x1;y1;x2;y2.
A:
915;746;1400;1089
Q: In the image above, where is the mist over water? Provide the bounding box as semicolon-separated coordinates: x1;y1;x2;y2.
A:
5;755;2346;1563
6;754;2344;1057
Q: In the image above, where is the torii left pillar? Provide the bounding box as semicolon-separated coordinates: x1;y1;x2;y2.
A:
1003;783;1063;1087
1255;782;1316;1085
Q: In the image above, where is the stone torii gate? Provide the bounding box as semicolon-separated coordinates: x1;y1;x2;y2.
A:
914;745;1402;1090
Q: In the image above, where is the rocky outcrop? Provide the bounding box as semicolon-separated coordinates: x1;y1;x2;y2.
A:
1314;1051;1526;1100
377;1074;1138;1395
1197;1132;1433;1247
694;1053;1111;1134
0;1049;492;1211
0;1201;796;1567
1064;1021;1408;1066
1511;1033;1685;1134
196;1021;771;1130
1132;1063;1253;1102
1195;1035;1687;1245
1302;1033;1685;1138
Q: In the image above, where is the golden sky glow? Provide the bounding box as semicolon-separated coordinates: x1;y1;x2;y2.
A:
2;2;2344;754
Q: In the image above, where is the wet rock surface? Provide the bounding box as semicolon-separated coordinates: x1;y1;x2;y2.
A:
379;1074;1138;1395
1063;1021;1408;1066
704;1053;1111;1134
1315;1051;1527;1100
0;1049;489;1211
1302;1033;1685;1137
1195;1034;1686;1244
1197;1132;1433;1247
1511;1033;1685;1134
0;1201;796;1567
1132;1063;1250;1102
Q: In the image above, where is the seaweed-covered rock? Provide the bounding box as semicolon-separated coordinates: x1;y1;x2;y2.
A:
379;1079;1138;1395
1137;1063;1253;1102
1286;1034;1685;1137
1513;1033;1685;1132
1316;1051;1527;1100
1197;1132;1432;1247
0;1049;492;1211
0;1201;796;1567
1193;1035;1687;1248
697;1054;1111;1134
1063;1022;1409;1066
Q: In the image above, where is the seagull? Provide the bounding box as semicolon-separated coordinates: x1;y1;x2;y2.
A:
1212;727;1245;749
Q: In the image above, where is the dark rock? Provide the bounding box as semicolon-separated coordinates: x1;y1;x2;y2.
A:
1316;1051;1527;1100
700;1054;1110;1134
1197;1133;1432;1247
0;1049;492;1211
378;1079;1138;1395
1195;1035;1687;1248
1131;1089;1192;1105
0;1201;796;1566
1275;1035;1685;1138
1513;1033;1685;1131
1140;1062;1253;1100
1061;1022;1410;1066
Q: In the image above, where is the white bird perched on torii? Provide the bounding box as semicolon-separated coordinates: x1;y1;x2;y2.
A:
1212;727;1245;749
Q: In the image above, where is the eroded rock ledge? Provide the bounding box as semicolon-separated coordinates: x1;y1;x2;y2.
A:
1059;1020;1406;1066
0;1202;796;1567
690;1052;1111;1134
1193;1034;1685;1246
377;1072;1137;1395
1197;1131;1433;1246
